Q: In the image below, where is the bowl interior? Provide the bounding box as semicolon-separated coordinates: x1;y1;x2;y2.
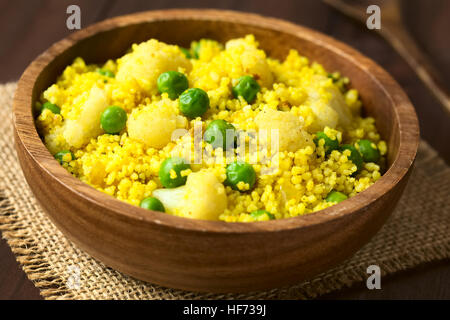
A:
33;17;399;167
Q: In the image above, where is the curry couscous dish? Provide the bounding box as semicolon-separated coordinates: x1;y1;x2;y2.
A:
35;35;387;222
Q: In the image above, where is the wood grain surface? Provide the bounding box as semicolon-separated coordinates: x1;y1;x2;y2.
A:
1;0;449;299
324;0;450;116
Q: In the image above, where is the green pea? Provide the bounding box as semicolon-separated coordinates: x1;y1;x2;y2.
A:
232;75;260;103
97;69;115;78
225;161;256;192
340;144;364;174
54;150;75;164
157;71;189;100
140;197;165;212
180;47;191;59
356;139;380;163
204;119;236;150
325;191;348;203
327;72;339;83
191;41;201;59
314;131;339;156
100;106;127;134
159;157;191;188
179;88;210;118
250;209;275;220
41;102;61;114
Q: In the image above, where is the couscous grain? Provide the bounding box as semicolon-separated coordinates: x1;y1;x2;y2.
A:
36;34;387;222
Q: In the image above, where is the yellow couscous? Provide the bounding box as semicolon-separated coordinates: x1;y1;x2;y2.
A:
35;35;387;222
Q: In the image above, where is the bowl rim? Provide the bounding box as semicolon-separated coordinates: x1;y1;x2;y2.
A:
13;8;419;234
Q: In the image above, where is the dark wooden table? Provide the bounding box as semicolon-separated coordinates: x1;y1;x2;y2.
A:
0;0;449;300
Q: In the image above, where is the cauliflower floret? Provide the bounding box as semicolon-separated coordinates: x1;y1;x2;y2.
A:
152;185;187;214
254;108;314;152
224;35;273;88
62;86;108;148
44;126;69;154
116;39;192;94
307;99;339;132
152;171;227;221
304;75;353;132
127;100;187;149
325;85;353;128
183;171;227;220
189;35;273;90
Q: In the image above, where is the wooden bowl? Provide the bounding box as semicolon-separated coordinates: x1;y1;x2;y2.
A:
13;9;419;293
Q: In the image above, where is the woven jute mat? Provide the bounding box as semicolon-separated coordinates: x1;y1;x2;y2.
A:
1;82;449;299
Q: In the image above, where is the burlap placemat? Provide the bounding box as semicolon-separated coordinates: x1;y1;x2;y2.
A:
0;82;449;299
